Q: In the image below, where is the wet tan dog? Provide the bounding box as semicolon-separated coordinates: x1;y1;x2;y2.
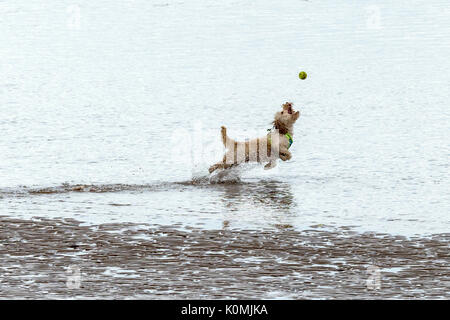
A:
209;102;300;173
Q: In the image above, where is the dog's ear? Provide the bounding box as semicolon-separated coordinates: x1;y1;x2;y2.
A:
273;119;289;135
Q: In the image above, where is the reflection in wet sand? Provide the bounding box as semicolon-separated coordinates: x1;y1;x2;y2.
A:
0;217;448;299
221;180;295;213
219;180;298;230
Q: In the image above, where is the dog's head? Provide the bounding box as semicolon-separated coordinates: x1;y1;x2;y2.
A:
272;102;300;134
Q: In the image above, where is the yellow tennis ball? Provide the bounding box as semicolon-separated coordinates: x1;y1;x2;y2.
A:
299;71;307;80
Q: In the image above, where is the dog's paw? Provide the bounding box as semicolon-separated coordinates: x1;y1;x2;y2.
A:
280;153;290;161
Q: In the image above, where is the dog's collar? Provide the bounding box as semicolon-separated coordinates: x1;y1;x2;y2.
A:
285;133;293;148
267;129;293;149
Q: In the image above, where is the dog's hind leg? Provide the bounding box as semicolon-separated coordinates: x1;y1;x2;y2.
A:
209;163;221;174
209;162;234;174
209;154;236;174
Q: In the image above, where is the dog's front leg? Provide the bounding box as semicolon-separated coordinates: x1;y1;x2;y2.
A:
264;160;277;170
279;148;292;161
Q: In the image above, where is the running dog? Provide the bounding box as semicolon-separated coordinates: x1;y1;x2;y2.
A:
209;102;300;173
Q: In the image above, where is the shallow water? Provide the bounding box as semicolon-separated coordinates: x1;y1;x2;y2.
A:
1;0;449;299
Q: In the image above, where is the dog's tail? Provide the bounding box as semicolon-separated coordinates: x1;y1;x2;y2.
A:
221;126;236;147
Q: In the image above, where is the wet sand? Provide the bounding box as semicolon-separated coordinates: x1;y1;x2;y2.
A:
0;216;448;299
